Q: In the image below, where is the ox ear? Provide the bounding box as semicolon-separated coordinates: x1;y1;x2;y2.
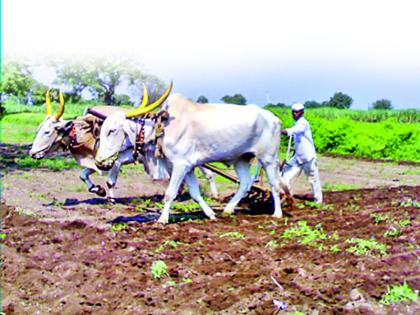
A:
122;120;137;146
55;121;74;135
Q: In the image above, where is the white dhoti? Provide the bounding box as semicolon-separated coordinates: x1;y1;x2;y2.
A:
281;158;323;203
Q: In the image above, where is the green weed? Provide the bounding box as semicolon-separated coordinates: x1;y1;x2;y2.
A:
182;277;192;284
220;231;244;239
345;238;388;256
281;221;328;246
110;222;128;232
265;240;280;249
155;240;186;253
151;260;169;279
400;199;419;208
384;227;401;238
379;282;418;305
370;213;390;224
330;245;341;252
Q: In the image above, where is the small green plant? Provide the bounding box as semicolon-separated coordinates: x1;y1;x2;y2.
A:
155;240;186;253
281;221;328;246
370;213;389;224
265;240;280;249
345;238;388;256
111;222;128;232
384;227;400;238
290;311;305;315
0;233;6;241
400;198;419;208
330;245;341;252
220;231;244;239
398;212;411;227
166;279;176;286
151;260;169;279
182;278;192;284
379;282;418;305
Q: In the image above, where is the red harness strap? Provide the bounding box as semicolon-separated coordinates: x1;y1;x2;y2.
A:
133;120;145;160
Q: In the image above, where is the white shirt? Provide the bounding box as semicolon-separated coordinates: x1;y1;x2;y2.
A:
285;116;316;164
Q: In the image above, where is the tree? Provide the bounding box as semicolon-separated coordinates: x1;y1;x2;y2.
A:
327;92;353;109
196;95;209;103
52;56;164;105
114;94;134;106
371;99;393;110
0;58;35;102
304;100;322;108
221;94;247;105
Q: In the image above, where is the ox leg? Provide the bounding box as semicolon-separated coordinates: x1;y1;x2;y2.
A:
185;171;216;220
106;163;121;203
223;160;252;214
80;168;106;197
198;166;219;200
158;164;191;224
260;160;283;218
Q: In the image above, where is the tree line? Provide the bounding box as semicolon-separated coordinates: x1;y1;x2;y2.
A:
0;57;394;118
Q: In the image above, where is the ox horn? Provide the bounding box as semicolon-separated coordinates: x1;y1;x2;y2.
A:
126;81;173;118
45;89;52;116
54;91;65;120
137;83;149;109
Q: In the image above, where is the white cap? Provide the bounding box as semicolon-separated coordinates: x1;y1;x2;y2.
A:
291;103;304;111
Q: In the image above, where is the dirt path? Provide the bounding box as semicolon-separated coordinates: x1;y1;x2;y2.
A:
1;149;419;314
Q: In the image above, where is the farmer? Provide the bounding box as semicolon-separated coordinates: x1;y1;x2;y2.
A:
281;103;323;203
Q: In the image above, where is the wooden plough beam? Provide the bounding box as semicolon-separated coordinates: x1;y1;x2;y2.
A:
203;163;294;208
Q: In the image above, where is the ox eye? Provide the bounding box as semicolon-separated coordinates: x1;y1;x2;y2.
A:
44;130;51;135
108;129;116;136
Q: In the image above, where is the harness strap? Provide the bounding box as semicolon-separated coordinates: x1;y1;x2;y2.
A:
133;120;145;161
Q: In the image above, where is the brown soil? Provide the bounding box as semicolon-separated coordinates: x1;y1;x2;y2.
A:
1;145;419;314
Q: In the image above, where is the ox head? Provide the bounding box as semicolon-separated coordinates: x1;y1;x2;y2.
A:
95;82;173;171
29;90;73;159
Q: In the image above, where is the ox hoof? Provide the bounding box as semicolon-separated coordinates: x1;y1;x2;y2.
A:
157;217;169;224
223;207;235;215
272;213;283;219
208;215;217;221
107;197;116;204
89;185;107;197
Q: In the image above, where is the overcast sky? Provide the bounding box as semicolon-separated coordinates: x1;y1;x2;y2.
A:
4;0;420;109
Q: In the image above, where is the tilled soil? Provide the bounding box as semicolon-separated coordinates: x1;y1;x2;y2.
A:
2;186;419;314
1;144;419;314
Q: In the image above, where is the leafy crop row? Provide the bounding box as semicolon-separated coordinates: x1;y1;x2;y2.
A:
269;108;420;162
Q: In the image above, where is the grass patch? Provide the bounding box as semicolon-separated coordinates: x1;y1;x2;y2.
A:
15;156;79;171
322;183;357;191
345;238;387;256
380;282;418;305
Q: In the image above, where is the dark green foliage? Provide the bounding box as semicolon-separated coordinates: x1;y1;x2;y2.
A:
196;95;209;103
221;94;247;105
327;92;353;109
1;58;35;102
268;107;420;162
114;94;134;106
371;99;393;110
304;100;322;108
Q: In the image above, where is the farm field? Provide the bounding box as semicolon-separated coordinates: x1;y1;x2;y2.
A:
1;144;419;314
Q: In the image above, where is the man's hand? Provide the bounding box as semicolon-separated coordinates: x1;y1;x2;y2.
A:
281;130;288;136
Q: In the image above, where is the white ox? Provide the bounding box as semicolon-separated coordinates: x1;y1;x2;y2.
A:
29;91;136;201
95;92;289;223
30;89;219;201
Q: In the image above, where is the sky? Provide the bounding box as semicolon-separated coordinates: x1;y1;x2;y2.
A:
3;0;420;109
